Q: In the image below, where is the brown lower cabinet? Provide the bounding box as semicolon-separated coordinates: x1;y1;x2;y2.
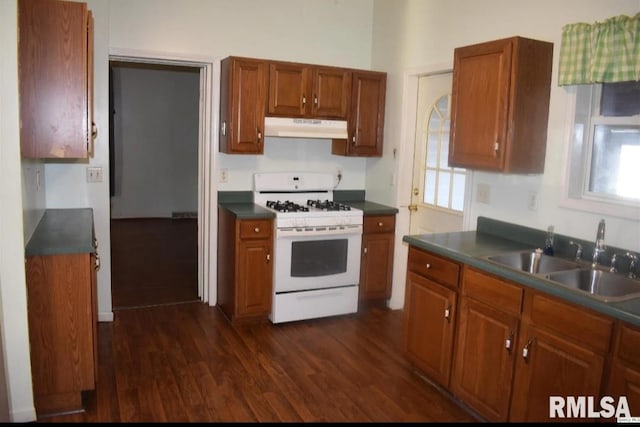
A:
451;267;522;422
403;252;636;423
403;247;460;388
26;251;99;417
359;214;395;302
217;208;273;321
606;322;640;417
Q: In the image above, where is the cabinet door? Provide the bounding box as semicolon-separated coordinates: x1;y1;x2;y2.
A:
403;272;456;387
220;57;267;153
237;239;273;317
607;363;640;417
19;0;91;159
606;323;640;416
509;322;605;422
448;38;511;171
451;297;519;422
311;66;351;119
344;71;386;157
26;253;95;415
359;232;394;300
268;62;310;117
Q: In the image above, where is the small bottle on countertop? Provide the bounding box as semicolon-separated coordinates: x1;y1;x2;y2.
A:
543;225;555;256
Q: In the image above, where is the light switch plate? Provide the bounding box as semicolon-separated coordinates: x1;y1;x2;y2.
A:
86;166;103;182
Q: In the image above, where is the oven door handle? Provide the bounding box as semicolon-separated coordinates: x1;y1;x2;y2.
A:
276;225;362;238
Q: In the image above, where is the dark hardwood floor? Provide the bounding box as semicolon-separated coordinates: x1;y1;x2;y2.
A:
110;218;199;310
40;303;476;423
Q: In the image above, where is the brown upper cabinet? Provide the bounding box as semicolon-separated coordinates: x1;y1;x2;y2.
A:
332;70;387;157
220;57;268;154
268;62;351;119
448;36;553;173
19;0;95;159
220;56;387;156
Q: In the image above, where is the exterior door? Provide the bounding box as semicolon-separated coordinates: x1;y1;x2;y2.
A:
409;72;466;235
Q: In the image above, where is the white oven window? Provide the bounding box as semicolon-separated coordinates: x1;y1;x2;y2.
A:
291;239;348;277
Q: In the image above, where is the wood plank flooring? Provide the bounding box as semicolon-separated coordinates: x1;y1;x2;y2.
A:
39;303;476;423
110;218;198;309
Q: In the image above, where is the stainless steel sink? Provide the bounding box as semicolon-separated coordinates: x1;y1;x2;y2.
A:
485;250;581;275
545;268;640;302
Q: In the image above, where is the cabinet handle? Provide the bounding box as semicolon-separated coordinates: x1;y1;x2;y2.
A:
221;121;227;137
378;221;383;227
425;263;431;269
351;134;356;145
314;95;318;105
95;254;101;271
254;227;260;233
257;129;262;141
505;331;514;353
494;140;500;156
522;339;533;361
444;304;451;322
91;122;98;139
266;253;271;263
302;95;306;106
363;247;368;254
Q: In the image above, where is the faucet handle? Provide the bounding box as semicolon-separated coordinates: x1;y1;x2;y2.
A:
610;253;622;273
569;241;583;261
625;252;638;279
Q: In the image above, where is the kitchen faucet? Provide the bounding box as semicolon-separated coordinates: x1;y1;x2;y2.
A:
592;219;606;268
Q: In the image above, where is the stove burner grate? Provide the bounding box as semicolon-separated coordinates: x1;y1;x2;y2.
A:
307;200;352;211
266;200;309;213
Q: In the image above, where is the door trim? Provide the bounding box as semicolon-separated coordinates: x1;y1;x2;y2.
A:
109;47;220;306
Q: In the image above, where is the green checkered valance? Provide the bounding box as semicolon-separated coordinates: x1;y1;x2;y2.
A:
558;13;640;85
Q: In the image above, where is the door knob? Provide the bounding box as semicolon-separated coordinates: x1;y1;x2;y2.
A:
413;188;419;196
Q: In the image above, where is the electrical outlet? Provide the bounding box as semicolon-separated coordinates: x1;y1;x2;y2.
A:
476;183;490;204
527;190;538;211
86;166;103;183
220;168;229;183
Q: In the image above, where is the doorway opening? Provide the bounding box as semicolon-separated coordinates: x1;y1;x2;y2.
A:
109;58;211;310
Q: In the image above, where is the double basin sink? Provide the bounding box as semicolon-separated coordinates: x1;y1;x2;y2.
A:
483;250;640;302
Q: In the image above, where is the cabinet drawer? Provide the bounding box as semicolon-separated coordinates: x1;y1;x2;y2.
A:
239;219;272;239
462;266;523;317
617;323;640;368
526;292;613;354
407;247;460;289
363;215;395;234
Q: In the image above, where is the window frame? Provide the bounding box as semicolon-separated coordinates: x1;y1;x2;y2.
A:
420;92;466;213
561;84;640;220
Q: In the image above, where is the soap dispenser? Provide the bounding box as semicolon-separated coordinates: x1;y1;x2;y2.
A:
543;225;555;256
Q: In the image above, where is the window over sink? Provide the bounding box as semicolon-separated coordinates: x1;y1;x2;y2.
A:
563;81;640;220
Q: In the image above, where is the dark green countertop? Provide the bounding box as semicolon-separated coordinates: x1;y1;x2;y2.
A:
403;231;640;327
25;208;95;256
218;203;276;219
345;200;399;216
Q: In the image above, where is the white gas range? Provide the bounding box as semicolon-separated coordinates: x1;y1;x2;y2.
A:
253;172;363;324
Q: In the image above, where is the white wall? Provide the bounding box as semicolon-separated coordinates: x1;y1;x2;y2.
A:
370;0;640;310
44;0;376;322
111;65;199;218
0;0;36;421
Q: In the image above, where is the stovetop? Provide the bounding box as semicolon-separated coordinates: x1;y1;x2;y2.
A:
266;199;353;213
253;172;363;228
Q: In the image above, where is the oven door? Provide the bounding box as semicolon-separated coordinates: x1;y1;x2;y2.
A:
274;225;362;293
